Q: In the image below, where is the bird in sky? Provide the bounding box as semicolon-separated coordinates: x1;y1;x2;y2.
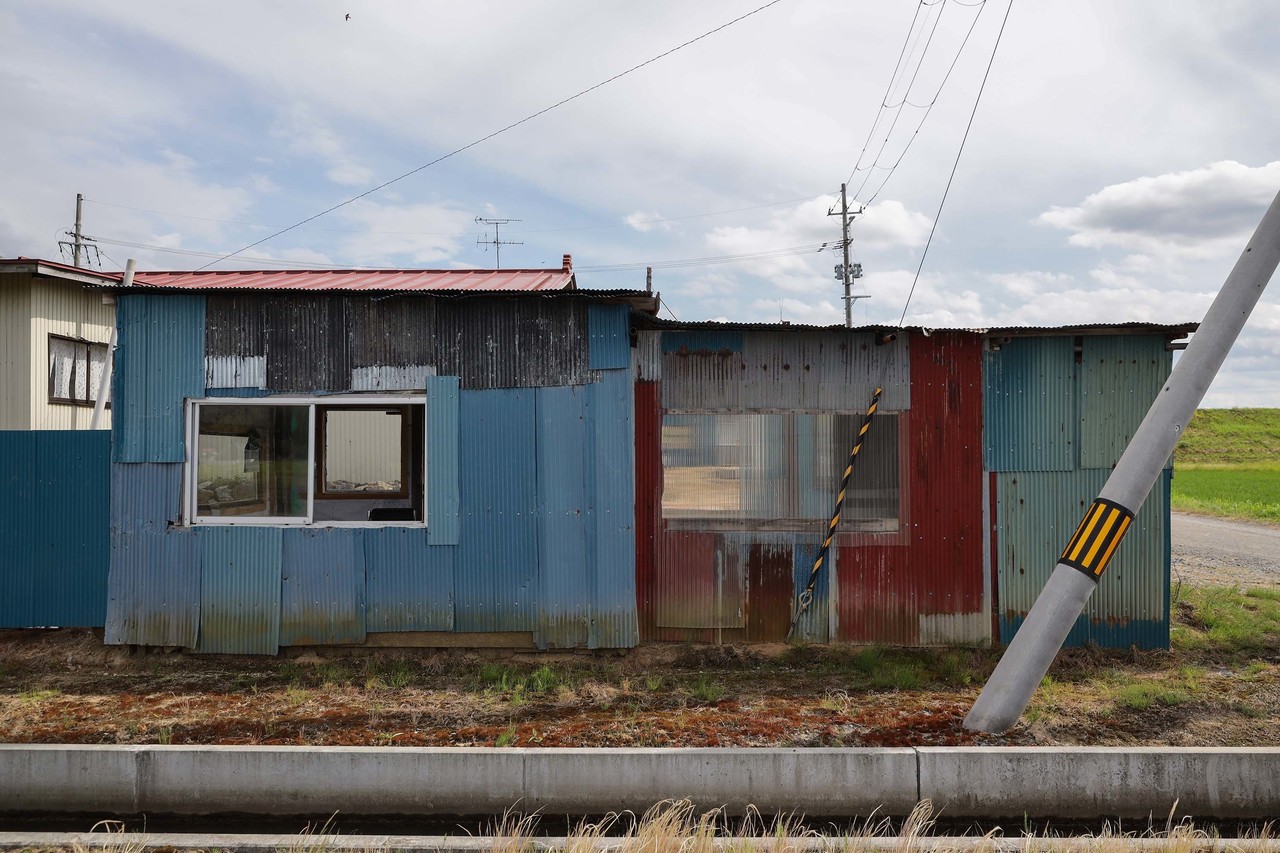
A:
345;13;351;20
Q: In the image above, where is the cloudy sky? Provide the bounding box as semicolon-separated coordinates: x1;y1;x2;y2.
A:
3;1;1279;405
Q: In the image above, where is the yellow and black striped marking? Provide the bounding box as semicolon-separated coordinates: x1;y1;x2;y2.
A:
1059;497;1135;580
788;386;883;639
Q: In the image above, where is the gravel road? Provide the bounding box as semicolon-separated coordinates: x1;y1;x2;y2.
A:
1171;511;1280;588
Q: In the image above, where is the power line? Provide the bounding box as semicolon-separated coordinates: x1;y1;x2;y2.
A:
85;235;377;269
191;0;789;271
896;0;1013;329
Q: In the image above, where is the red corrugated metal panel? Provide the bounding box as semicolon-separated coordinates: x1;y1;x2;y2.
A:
130;268;574;291
837;333;988;646
634;381;661;640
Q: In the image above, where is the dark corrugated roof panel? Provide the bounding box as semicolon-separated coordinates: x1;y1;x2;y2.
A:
128;268;575;291
636;316;1197;337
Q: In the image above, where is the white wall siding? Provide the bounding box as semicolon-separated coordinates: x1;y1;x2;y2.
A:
0;275;33;429
29;280;116;430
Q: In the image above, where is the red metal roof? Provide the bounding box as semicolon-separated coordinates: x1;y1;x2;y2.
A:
128;266;575;292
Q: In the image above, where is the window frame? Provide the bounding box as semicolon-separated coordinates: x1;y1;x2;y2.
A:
659;407;905;535
183;394;427;528
48;333;111;408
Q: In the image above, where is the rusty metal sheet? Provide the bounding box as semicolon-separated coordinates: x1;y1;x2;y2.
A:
434;297;593;390
265;297;348;392
345;295;438;370
132;268;576;291
746;542;793;641
204;293;265;359
634;380;662;640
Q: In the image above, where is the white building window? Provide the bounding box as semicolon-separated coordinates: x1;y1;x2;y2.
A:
49;334;109;407
185;396;426;526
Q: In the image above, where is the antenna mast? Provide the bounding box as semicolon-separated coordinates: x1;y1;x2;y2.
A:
475;217;524;269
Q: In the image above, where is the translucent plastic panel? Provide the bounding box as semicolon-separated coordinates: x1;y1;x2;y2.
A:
661;412;899;529
195;405;310;518
322;408;403;494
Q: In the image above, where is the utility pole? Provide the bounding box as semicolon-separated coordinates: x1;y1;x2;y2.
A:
73;193;84;267
475;217;523;269
828;184;866;327
964;187;1280;734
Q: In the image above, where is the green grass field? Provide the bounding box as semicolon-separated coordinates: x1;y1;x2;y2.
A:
1173;408;1280;522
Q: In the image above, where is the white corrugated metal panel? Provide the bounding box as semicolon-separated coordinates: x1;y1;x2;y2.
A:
350;364;436;391
28;279;115;430
634;330;662;381
0;274;33;429
205;355;266;389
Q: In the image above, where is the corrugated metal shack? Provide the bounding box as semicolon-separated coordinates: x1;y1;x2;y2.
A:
103;261;658;654
633;319;1195;650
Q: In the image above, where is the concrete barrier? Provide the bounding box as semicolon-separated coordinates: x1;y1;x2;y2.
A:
918;747;1280;819
3;745;1279;819
0;745;918;817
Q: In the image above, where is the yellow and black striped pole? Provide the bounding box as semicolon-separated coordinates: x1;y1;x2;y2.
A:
787;385;883;641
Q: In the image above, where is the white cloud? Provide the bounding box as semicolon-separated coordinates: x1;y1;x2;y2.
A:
625;211;672;233
853;201;932;249
333;199;474;265
1038;161;1280;259
271;105;374;188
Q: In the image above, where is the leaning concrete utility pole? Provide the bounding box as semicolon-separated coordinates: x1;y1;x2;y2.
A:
965;187;1280;734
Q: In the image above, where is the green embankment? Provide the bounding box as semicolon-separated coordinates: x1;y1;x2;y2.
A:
1173;408;1280;523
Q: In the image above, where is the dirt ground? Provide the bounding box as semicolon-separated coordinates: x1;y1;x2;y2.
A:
3;513;1276;751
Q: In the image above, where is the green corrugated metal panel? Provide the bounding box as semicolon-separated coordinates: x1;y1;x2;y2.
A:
983;337;1077;472
996;468;1169;649
426;375;460;545
1079;335;1172;469
196;526;282;654
113;294;205;463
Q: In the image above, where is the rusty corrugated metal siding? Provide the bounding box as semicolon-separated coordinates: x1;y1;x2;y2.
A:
113;294;205;463
983;336;1077;472
196;527;282;654
280;528;367;646
836;333;988;646
996;468;1170;648
0;431;110;628
364;527;455;632
634;380;662;639
1079;335;1172;469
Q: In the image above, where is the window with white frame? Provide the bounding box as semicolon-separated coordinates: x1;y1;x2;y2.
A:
49;334;109;407
660;411;900;532
186;397;426;526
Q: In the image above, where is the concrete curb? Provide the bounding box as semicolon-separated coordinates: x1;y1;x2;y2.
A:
3;835;1280;853
2;745;1278;819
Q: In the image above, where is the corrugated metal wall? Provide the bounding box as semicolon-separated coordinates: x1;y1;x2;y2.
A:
0;278;32;429
113;293;205;462
986;334;1173;649
0;431;110;627
109;294;638;652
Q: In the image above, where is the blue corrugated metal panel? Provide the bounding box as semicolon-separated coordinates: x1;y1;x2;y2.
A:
31;432;110;627
454;388;538;632
792;540;831;643
1079;335;1172;469
204;387;272;398
0;432;110;628
535;384;591;648
588;369;638;648
113;293;205;463
426;375;460;545
995;468;1169;649
364;527;454;632
280;528;366;646
984;337;1077;472
662;330;744;353
197;526;282;654
0;432;36;626
999;613;1166;651
110;463;183;534
105;529;200;647
588;303;631;370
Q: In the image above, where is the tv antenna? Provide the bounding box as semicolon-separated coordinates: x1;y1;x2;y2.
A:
475;216;523;269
